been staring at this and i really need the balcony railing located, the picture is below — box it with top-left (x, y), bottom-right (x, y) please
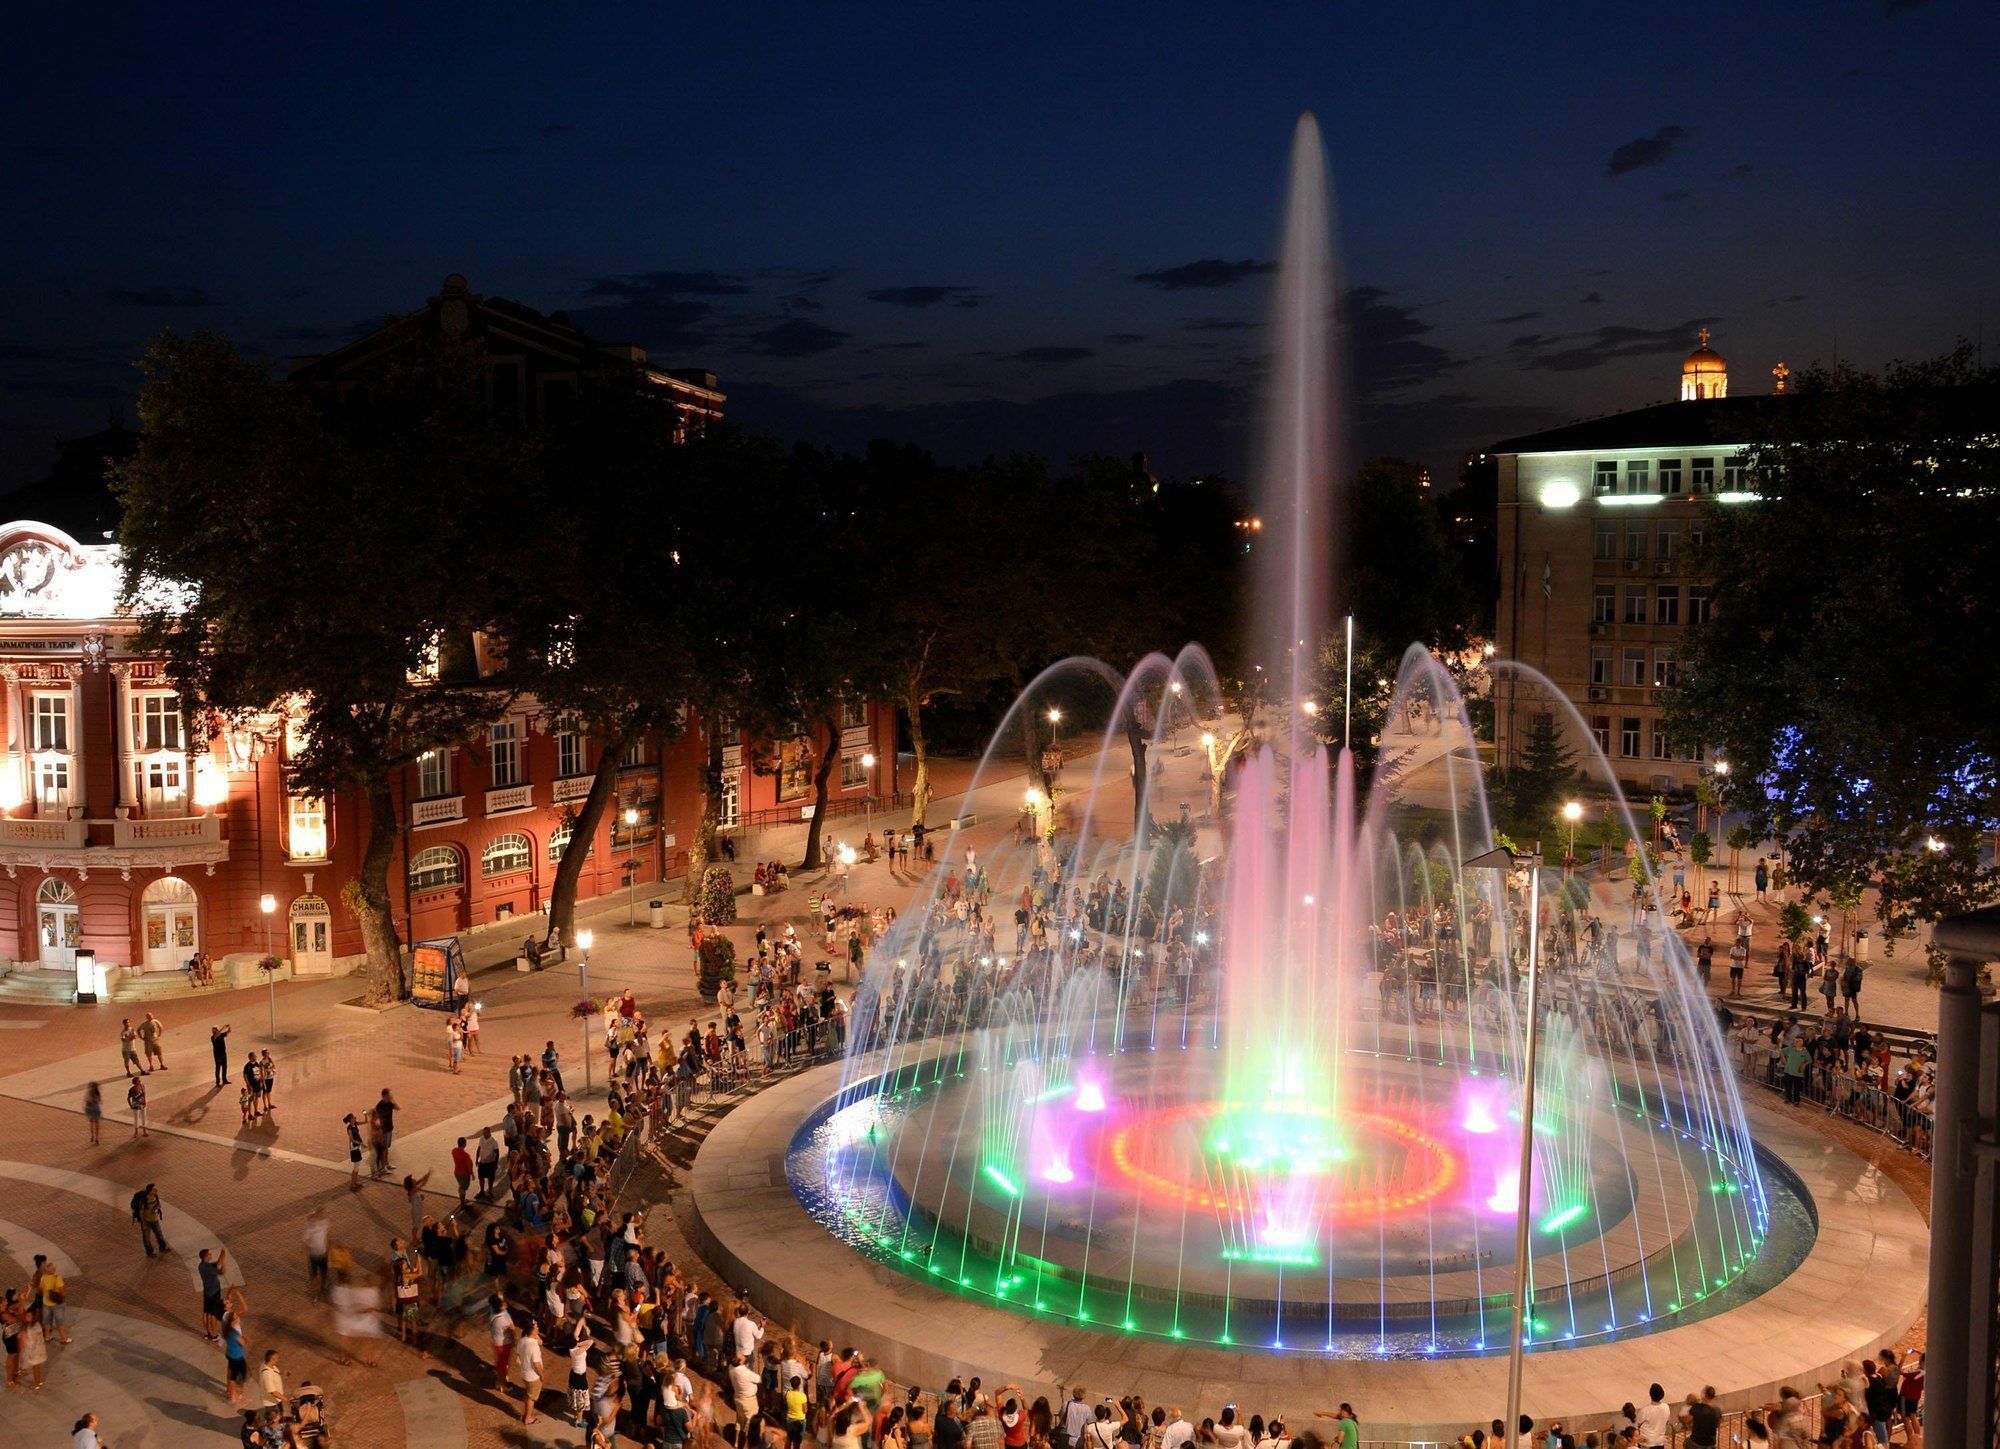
top-left (551, 775), bottom-right (593, 805)
top-left (113, 814), bottom-right (221, 849)
top-left (411, 794), bottom-right (466, 829)
top-left (485, 783), bottom-right (534, 815)
top-left (0, 817), bottom-right (87, 849)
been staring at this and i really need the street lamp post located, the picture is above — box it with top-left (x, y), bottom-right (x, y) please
top-left (1466, 844), bottom-right (1544, 1444)
top-left (258, 893), bottom-right (278, 1038)
top-left (576, 928), bottom-right (595, 1093)
top-left (623, 807), bottom-right (640, 926)
top-left (860, 752), bottom-right (877, 828)
top-left (1562, 801), bottom-right (1583, 874)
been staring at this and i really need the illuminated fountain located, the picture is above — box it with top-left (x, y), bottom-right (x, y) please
top-left (783, 115), bottom-right (1798, 1359)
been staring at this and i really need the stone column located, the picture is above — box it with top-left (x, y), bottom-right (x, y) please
top-left (110, 663), bottom-right (132, 813)
top-left (65, 663), bottom-right (85, 819)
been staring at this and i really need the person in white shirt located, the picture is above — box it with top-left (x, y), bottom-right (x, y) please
top-left (518, 1319), bottom-right (545, 1426)
top-left (1635, 1383), bottom-right (1673, 1448)
top-left (71, 1414), bottom-right (102, 1449)
top-left (732, 1305), bottom-right (765, 1360)
top-left (728, 1351), bottom-right (762, 1423)
top-left (1210, 1408), bottom-right (1251, 1449)
top-left (1160, 1409), bottom-right (1195, 1449)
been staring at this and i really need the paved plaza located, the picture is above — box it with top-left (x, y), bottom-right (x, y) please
top-left (0, 741), bottom-right (1943, 1446)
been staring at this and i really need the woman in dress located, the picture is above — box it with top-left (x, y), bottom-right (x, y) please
top-left (17, 1306), bottom-right (47, 1391)
top-left (83, 1081), bottom-right (102, 1146)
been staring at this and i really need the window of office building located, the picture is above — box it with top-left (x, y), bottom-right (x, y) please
top-left (1593, 461), bottom-right (1617, 495)
top-left (1594, 521), bottom-right (1617, 560)
top-left (1622, 648), bottom-right (1647, 686)
top-left (1589, 647), bottom-right (1611, 686)
top-left (1625, 460), bottom-right (1650, 494)
top-left (1653, 652), bottom-right (1679, 689)
top-left (1652, 722), bottom-right (1674, 760)
top-left (1688, 586), bottom-right (1713, 625)
top-left (1657, 522), bottom-right (1679, 561)
top-left (1658, 459), bottom-right (1682, 494)
top-left (1690, 458), bottom-right (1715, 494)
top-left (1593, 584), bottom-right (1616, 624)
top-left (1620, 717), bottom-right (1641, 757)
top-left (1623, 586), bottom-right (1648, 624)
top-left (1655, 586), bottom-right (1680, 625)
top-left (1624, 526), bottom-right (1647, 561)
top-left (1590, 715), bottom-right (1610, 752)
top-left (1723, 454), bottom-right (1748, 491)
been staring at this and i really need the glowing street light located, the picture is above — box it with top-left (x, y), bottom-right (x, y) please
top-left (1561, 801), bottom-right (1583, 871)
top-left (259, 893), bottom-right (279, 1037)
top-left (1926, 835), bottom-right (1947, 854)
top-left (624, 806), bottom-right (642, 925)
top-left (860, 751), bottom-right (877, 826)
top-left (576, 928), bottom-right (596, 1091)
top-left (1301, 699), bottom-right (1319, 717)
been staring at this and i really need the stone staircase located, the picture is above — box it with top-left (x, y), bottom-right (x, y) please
top-left (0, 968), bottom-right (80, 1005)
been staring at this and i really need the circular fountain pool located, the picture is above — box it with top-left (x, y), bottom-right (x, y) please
top-left (785, 1038), bottom-right (1815, 1358)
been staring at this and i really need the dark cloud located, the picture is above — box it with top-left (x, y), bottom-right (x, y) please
top-left (781, 294), bottom-right (823, 313)
top-left (1605, 125), bottom-right (1688, 177)
top-left (571, 270), bottom-right (751, 352)
top-left (1579, 291), bottom-right (1604, 305)
top-left (1761, 293), bottom-right (1809, 308)
top-left (0, 340), bottom-right (130, 402)
top-left (1511, 316), bottom-right (1722, 372)
top-left (584, 270), bottom-right (748, 299)
top-left (1880, 0), bottom-right (1930, 14)
top-left (856, 340), bottom-right (929, 354)
top-left (1660, 190), bottom-right (1691, 203)
top-left (1491, 311), bottom-right (1541, 325)
top-left (477, 145), bottom-right (523, 158)
top-left (864, 285), bottom-right (982, 309)
top-left (744, 318), bottom-right (849, 358)
top-left (1183, 317), bottom-right (1260, 332)
top-left (1132, 258), bottom-right (1275, 291)
top-left (101, 284), bottom-right (220, 307)
top-left (267, 317), bottom-right (383, 345)
top-left (1344, 286), bottom-right (1456, 393)
top-left (539, 122), bottom-right (574, 137)
top-left (1010, 345), bottom-right (1093, 364)
top-left (1581, 268), bottom-right (1613, 278)
top-left (1105, 333), bottom-right (1146, 345)
top-left (1726, 162), bottom-right (1755, 177)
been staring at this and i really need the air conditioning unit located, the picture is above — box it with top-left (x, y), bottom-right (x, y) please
top-left (1655, 560), bottom-right (1673, 574)
top-left (1624, 558), bottom-right (1643, 572)
top-left (1588, 621), bottom-right (1608, 636)
top-left (1587, 687), bottom-right (1608, 701)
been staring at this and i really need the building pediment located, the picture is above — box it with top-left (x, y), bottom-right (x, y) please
top-left (0, 522), bottom-right (123, 621)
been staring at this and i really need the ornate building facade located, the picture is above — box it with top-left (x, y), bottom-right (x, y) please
top-left (0, 518), bottom-right (896, 993)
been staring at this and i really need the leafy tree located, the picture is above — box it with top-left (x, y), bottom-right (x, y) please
top-left (1337, 458), bottom-right (1477, 652)
top-left (1725, 824), bottom-right (1753, 895)
top-left (1306, 628), bottom-right (1400, 785)
top-left (1688, 830), bottom-right (1713, 896)
top-left (1663, 349), bottom-right (2000, 951)
top-left (513, 380), bottom-right (703, 945)
top-left (1779, 900), bottom-right (1813, 946)
top-left (116, 330), bottom-right (536, 1002)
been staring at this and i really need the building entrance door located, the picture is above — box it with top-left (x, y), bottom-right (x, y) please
top-left (36, 878), bottom-right (79, 970)
top-left (141, 875), bottom-right (199, 970)
top-left (289, 894), bottom-right (334, 976)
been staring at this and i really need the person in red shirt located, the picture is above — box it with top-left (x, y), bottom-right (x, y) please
top-left (451, 1138), bottom-right (475, 1203)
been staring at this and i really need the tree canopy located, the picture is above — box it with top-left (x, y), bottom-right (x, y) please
top-left (1663, 348), bottom-right (2000, 950)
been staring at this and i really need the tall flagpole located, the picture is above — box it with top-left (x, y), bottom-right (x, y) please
top-left (1343, 614), bottom-right (1354, 749)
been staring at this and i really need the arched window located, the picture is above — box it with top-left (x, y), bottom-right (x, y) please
top-left (409, 846), bottom-right (463, 892)
top-left (482, 832), bottom-right (532, 878)
top-left (37, 877), bottom-right (75, 906)
top-left (548, 818), bottom-right (590, 864)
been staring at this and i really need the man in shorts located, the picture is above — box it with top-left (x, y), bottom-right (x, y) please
top-left (198, 1248), bottom-right (229, 1341)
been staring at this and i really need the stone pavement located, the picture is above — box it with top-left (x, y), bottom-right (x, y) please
top-left (0, 750), bottom-right (1081, 1447)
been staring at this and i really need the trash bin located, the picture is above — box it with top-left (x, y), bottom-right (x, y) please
top-left (649, 899), bottom-right (667, 929)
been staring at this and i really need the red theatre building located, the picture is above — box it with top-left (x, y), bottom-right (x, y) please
top-left (0, 277), bottom-right (898, 996)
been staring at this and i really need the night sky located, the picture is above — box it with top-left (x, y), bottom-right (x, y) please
top-left (3, 2), bottom-right (1996, 492)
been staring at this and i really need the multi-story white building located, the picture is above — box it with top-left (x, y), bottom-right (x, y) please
top-left (1492, 333), bottom-right (1777, 792)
